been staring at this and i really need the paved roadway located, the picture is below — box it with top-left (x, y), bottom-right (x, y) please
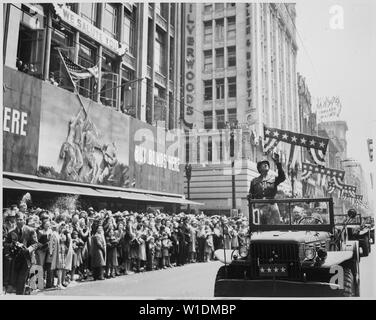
top-left (38, 249), bottom-right (375, 298)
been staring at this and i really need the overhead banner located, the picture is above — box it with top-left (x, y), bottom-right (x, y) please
top-left (53, 4), bottom-right (126, 55)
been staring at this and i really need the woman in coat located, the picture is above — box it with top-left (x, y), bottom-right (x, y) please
top-left (105, 228), bottom-right (119, 278)
top-left (91, 225), bottom-right (106, 280)
top-left (204, 226), bottom-right (214, 262)
top-left (188, 221), bottom-right (197, 263)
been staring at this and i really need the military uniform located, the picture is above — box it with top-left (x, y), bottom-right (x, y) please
top-left (248, 162), bottom-right (286, 225)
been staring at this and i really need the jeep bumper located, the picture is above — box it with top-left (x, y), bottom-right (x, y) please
top-left (214, 279), bottom-right (343, 297)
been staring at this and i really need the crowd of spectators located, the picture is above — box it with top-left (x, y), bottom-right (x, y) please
top-left (2, 202), bottom-right (249, 295)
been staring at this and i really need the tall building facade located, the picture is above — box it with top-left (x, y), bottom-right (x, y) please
top-left (3, 3), bottom-right (183, 129)
top-left (181, 3), bottom-right (300, 215)
top-left (2, 3), bottom-right (194, 211)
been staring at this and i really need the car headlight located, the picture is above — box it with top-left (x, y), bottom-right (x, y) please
top-left (304, 247), bottom-right (316, 260)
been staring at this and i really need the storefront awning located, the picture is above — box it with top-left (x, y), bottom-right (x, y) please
top-left (3, 177), bottom-right (204, 206)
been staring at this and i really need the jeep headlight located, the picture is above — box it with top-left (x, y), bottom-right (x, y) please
top-left (304, 247), bottom-right (316, 260)
top-left (239, 246), bottom-right (248, 258)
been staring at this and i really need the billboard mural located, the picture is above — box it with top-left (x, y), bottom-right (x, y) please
top-left (3, 67), bottom-right (41, 174)
top-left (37, 84), bottom-right (131, 188)
top-left (4, 68), bottom-right (183, 195)
top-left (129, 120), bottom-right (183, 194)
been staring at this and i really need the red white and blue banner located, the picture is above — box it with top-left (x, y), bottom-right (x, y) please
top-left (301, 162), bottom-right (345, 188)
top-left (263, 125), bottom-right (329, 167)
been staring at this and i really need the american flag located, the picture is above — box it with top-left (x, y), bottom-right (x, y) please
top-left (263, 126), bottom-right (329, 166)
top-left (301, 162), bottom-right (345, 181)
top-left (340, 184), bottom-right (357, 199)
top-left (59, 50), bottom-right (99, 82)
top-left (354, 194), bottom-right (363, 207)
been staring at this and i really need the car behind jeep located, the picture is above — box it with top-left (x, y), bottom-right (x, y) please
top-left (213, 198), bottom-right (360, 297)
top-left (334, 214), bottom-right (371, 257)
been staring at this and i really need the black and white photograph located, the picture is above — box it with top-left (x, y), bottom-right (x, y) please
top-left (1, 0), bottom-right (375, 302)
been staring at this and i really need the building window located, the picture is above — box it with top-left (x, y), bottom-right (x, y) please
top-left (216, 110), bottom-right (225, 129)
top-left (77, 39), bottom-right (97, 99)
top-left (120, 67), bottom-right (136, 116)
top-left (204, 80), bottom-right (213, 101)
top-left (227, 16), bottom-right (236, 39)
top-left (100, 50), bottom-right (118, 108)
top-left (49, 25), bottom-right (74, 87)
top-left (227, 3), bottom-right (236, 8)
top-left (215, 3), bottom-right (224, 11)
top-left (204, 21), bottom-right (213, 43)
top-left (215, 19), bottom-right (224, 41)
top-left (227, 46), bottom-right (236, 67)
top-left (204, 110), bottom-right (213, 129)
top-left (228, 77), bottom-right (237, 98)
top-left (204, 4), bottom-right (212, 14)
top-left (216, 78), bottom-right (224, 99)
top-left (80, 3), bottom-right (98, 26)
top-left (215, 48), bottom-right (224, 69)
top-left (228, 108), bottom-right (237, 125)
top-left (102, 3), bottom-right (118, 38)
top-left (123, 8), bottom-right (136, 55)
top-left (204, 50), bottom-right (212, 72)
top-left (155, 28), bottom-right (165, 74)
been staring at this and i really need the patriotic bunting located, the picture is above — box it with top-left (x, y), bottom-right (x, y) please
top-left (301, 162), bottom-right (345, 181)
top-left (327, 180), bottom-right (335, 194)
top-left (263, 126), bottom-right (329, 166)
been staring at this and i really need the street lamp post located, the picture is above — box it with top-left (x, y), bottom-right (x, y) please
top-left (228, 121), bottom-right (239, 212)
top-left (185, 163), bottom-right (192, 213)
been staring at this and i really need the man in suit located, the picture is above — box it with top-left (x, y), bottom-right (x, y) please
top-left (5, 212), bottom-right (39, 294)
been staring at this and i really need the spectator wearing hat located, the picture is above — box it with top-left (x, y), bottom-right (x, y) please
top-left (135, 224), bottom-right (147, 272)
top-left (188, 221), bottom-right (197, 263)
top-left (105, 228), bottom-right (119, 278)
top-left (212, 222), bottom-right (223, 252)
top-left (204, 226), bottom-right (214, 262)
top-left (170, 223), bottom-right (179, 266)
top-left (35, 219), bottom-right (52, 271)
top-left (3, 208), bottom-right (16, 239)
top-left (146, 234), bottom-right (155, 271)
top-left (91, 225), bottom-right (106, 280)
top-left (196, 222), bottom-right (206, 262)
top-left (71, 230), bottom-right (84, 281)
top-left (51, 223), bottom-right (70, 289)
top-left (154, 235), bottom-right (162, 269)
top-left (4, 212), bottom-right (38, 294)
top-left (161, 232), bottom-right (172, 268)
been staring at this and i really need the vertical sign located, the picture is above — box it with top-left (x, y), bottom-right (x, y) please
top-left (185, 4), bottom-right (195, 126)
top-left (245, 4), bottom-right (257, 126)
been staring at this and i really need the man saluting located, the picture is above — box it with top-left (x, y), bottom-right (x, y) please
top-left (248, 153), bottom-right (286, 224)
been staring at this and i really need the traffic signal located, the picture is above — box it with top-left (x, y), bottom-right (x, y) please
top-left (367, 139), bottom-right (373, 162)
top-left (230, 131), bottom-right (235, 157)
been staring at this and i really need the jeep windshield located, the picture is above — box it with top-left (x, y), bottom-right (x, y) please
top-left (249, 198), bottom-right (334, 232)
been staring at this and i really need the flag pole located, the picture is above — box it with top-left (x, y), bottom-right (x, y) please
top-left (57, 48), bottom-right (88, 117)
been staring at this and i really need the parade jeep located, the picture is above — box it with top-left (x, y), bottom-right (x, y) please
top-left (213, 198), bottom-right (360, 297)
top-left (334, 214), bottom-right (372, 257)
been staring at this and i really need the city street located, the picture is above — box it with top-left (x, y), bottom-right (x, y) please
top-left (38, 250), bottom-right (375, 298)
